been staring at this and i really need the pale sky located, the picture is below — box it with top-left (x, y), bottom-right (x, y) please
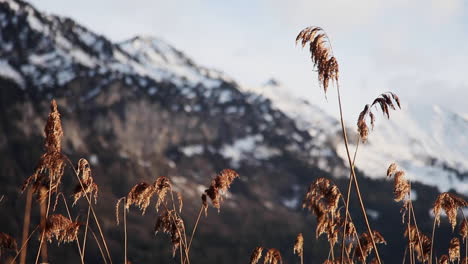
top-left (29, 0), bottom-right (468, 122)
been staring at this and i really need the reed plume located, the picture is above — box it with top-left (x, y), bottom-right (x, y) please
top-left (154, 209), bottom-right (185, 257)
top-left (121, 176), bottom-right (171, 217)
top-left (296, 27), bottom-right (338, 95)
top-left (449, 237), bottom-right (460, 263)
top-left (460, 219), bottom-right (467, 239)
top-left (249, 246), bottom-right (264, 264)
top-left (22, 100), bottom-right (66, 197)
top-left (439, 254), bottom-right (449, 264)
top-left (293, 233), bottom-right (304, 258)
top-left (404, 225), bottom-right (431, 262)
top-left (263, 248), bottom-right (282, 264)
top-left (386, 163), bottom-right (410, 202)
top-left (202, 169), bottom-right (239, 214)
top-left (0, 232), bottom-right (17, 257)
top-left (433, 192), bottom-right (467, 230)
top-left (355, 230), bottom-right (386, 263)
top-left (73, 158), bottom-right (98, 205)
top-left (44, 214), bottom-right (80, 244)
top-left (357, 92), bottom-right (401, 142)
top-left (303, 178), bottom-right (341, 246)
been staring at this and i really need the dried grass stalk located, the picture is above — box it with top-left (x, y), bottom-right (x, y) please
top-left (448, 237), bottom-right (460, 263)
top-left (357, 92), bottom-right (401, 142)
top-left (249, 246), bottom-right (264, 264)
top-left (296, 27), bottom-right (339, 95)
top-left (355, 230), bottom-right (386, 263)
top-left (73, 158), bottom-right (98, 205)
top-left (0, 232), bottom-right (17, 257)
top-left (44, 214), bottom-right (80, 244)
top-left (154, 209), bottom-right (185, 257)
top-left (263, 248), bottom-right (282, 264)
top-left (203, 169), bottom-right (239, 213)
top-left (176, 192), bottom-right (183, 213)
top-left (433, 192), bottom-right (467, 230)
top-left (293, 233), bottom-right (303, 258)
top-left (22, 100), bottom-right (66, 198)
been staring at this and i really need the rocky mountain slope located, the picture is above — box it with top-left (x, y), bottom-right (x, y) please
top-left (0, 0), bottom-right (465, 263)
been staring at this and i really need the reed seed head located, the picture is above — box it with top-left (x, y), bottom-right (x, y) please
top-left (124, 176), bottom-right (172, 215)
top-left (439, 254), bottom-right (449, 264)
top-left (296, 27), bottom-right (339, 95)
top-left (357, 92), bottom-right (401, 142)
top-left (22, 100), bottom-right (66, 199)
top-left (203, 169), bottom-right (239, 213)
top-left (433, 192), bottom-right (467, 230)
top-left (73, 158), bottom-right (98, 205)
top-left (44, 214), bottom-right (80, 244)
top-left (293, 233), bottom-right (303, 257)
top-left (460, 219), bottom-right (468, 239)
top-left (154, 209), bottom-right (185, 257)
top-left (355, 230), bottom-right (386, 263)
top-left (263, 248), bottom-right (282, 264)
top-left (249, 246), bottom-right (264, 264)
top-left (449, 237), bottom-right (460, 263)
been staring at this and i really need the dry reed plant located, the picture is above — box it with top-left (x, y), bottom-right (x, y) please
top-left (296, 27), bottom-right (338, 95)
top-left (73, 158), bottom-right (98, 205)
top-left (460, 219), bottom-right (468, 239)
top-left (202, 169), bottom-right (239, 214)
top-left (263, 248), bottom-right (283, 264)
top-left (386, 163), bottom-right (410, 202)
top-left (302, 178), bottom-right (341, 247)
top-left (293, 233), bottom-right (304, 258)
top-left (154, 209), bottom-right (185, 257)
top-left (433, 193), bottom-right (467, 230)
top-left (297, 26), bottom-right (385, 264)
top-left (0, 232), bottom-right (17, 257)
top-left (439, 255), bottom-right (449, 264)
top-left (249, 246), bottom-right (264, 264)
top-left (44, 214), bottom-right (80, 244)
top-left (449, 237), bottom-right (460, 263)
top-left (22, 100), bottom-right (66, 198)
top-left (404, 225), bottom-right (431, 263)
top-left (354, 230), bottom-right (386, 263)
top-left (116, 176), bottom-right (172, 221)
top-left (357, 92), bottom-right (401, 142)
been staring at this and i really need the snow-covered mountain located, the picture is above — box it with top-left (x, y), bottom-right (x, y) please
top-left (252, 79), bottom-right (468, 193)
top-left (340, 103), bottom-right (468, 193)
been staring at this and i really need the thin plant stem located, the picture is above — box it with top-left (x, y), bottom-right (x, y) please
top-left (340, 135), bottom-right (360, 262)
top-left (124, 198), bottom-right (127, 264)
top-left (35, 182), bottom-right (53, 264)
top-left (9, 226), bottom-right (39, 264)
top-left (187, 205), bottom-right (204, 258)
top-left (336, 82), bottom-right (382, 264)
top-left (429, 215), bottom-right (437, 264)
top-left (19, 187), bottom-right (33, 264)
top-left (58, 193), bottom-right (84, 263)
top-left (89, 226), bottom-right (108, 264)
top-left (81, 205), bottom-right (91, 262)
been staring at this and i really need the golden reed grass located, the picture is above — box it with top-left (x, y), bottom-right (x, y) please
top-left (249, 246), bottom-right (264, 264)
top-left (202, 169), bottom-right (239, 214)
top-left (293, 233), bottom-right (304, 258)
top-left (44, 214), bottom-right (80, 244)
top-left (357, 92), bottom-right (401, 142)
top-left (433, 192), bottom-right (467, 230)
top-left (154, 209), bottom-right (185, 257)
top-left (73, 158), bottom-right (98, 205)
top-left (249, 247), bottom-right (282, 264)
top-left (22, 100), bottom-right (65, 199)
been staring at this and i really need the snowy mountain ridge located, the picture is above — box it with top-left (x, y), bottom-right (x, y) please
top-left (251, 79), bottom-right (468, 193)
